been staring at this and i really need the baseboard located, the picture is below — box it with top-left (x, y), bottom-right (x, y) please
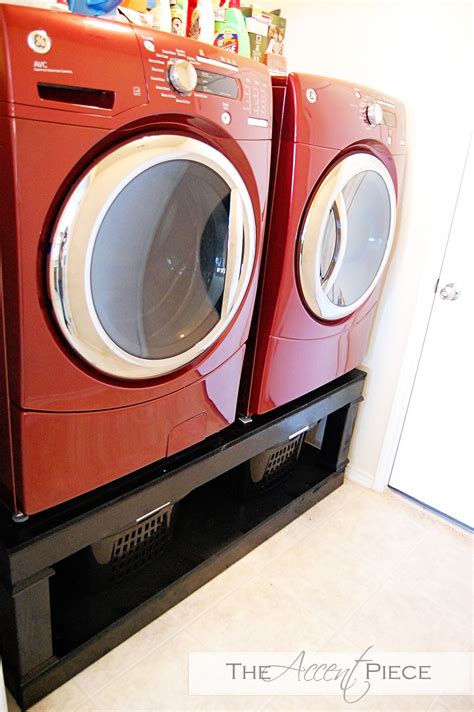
top-left (345, 464), bottom-right (374, 489)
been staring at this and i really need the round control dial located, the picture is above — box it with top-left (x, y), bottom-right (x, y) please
top-left (168, 59), bottom-right (198, 96)
top-left (366, 102), bottom-right (383, 126)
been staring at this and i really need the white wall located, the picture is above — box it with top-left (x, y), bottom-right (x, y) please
top-left (260, 0), bottom-right (473, 488)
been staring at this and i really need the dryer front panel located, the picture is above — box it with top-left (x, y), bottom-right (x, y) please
top-left (298, 153), bottom-right (396, 322)
top-left (49, 134), bottom-right (256, 380)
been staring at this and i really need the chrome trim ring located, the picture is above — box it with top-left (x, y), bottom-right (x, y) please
top-left (298, 153), bottom-right (397, 322)
top-left (49, 134), bottom-right (256, 379)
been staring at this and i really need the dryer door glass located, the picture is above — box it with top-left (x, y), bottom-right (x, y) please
top-left (298, 154), bottom-right (397, 322)
top-left (90, 161), bottom-right (230, 361)
top-left (49, 135), bottom-right (256, 380)
top-left (323, 171), bottom-right (391, 307)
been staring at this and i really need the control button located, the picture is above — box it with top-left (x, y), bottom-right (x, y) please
top-left (366, 102), bottom-right (383, 125)
top-left (221, 111), bottom-right (231, 125)
top-left (306, 88), bottom-right (317, 104)
top-left (144, 40), bottom-right (155, 53)
top-left (168, 59), bottom-right (198, 96)
top-left (27, 30), bottom-right (52, 54)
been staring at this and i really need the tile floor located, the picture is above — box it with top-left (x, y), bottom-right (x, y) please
top-left (6, 481), bottom-right (472, 712)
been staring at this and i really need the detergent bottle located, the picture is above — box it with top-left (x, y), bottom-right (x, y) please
top-left (150, 0), bottom-right (172, 31)
top-left (214, 0), bottom-right (250, 58)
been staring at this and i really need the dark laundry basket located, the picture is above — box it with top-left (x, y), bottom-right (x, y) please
top-left (235, 432), bottom-right (306, 497)
top-left (84, 502), bottom-right (175, 591)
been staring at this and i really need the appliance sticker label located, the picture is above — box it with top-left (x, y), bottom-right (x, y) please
top-left (215, 32), bottom-right (239, 54)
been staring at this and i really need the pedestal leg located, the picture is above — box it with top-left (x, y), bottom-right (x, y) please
top-left (0, 568), bottom-right (56, 687)
top-left (320, 398), bottom-right (363, 471)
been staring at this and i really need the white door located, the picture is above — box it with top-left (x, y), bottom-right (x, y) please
top-left (49, 134), bottom-right (256, 380)
top-left (389, 136), bottom-right (473, 528)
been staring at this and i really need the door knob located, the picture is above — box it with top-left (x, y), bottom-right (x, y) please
top-left (439, 283), bottom-right (461, 301)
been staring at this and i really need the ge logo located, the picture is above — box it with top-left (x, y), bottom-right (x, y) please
top-left (27, 30), bottom-right (52, 55)
top-left (306, 88), bottom-right (318, 104)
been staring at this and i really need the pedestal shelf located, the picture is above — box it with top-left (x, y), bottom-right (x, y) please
top-left (0, 369), bottom-right (366, 709)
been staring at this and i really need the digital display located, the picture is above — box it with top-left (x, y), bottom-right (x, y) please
top-left (382, 110), bottom-right (397, 128)
top-left (196, 69), bottom-right (239, 99)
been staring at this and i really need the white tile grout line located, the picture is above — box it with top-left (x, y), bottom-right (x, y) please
top-left (257, 553), bottom-right (384, 637)
top-left (240, 524), bottom-right (316, 572)
top-left (251, 570), bottom-right (340, 645)
top-left (257, 696), bottom-right (276, 712)
top-left (72, 617), bottom-right (188, 698)
top-left (333, 527), bottom-right (440, 638)
top-left (80, 629), bottom-right (204, 707)
top-left (242, 486), bottom-right (427, 633)
top-left (301, 493), bottom-right (445, 639)
top-left (334, 530), bottom-right (472, 654)
top-left (428, 696), bottom-right (447, 712)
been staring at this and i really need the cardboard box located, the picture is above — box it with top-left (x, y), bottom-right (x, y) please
top-left (240, 5), bottom-right (286, 63)
top-left (264, 51), bottom-right (288, 75)
top-left (266, 10), bottom-right (286, 58)
top-left (240, 7), bottom-right (270, 63)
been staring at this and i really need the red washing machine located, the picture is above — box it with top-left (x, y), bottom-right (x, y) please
top-left (240, 72), bottom-right (406, 416)
top-left (0, 6), bottom-right (272, 515)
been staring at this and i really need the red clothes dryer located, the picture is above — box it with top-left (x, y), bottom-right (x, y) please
top-left (241, 73), bottom-right (406, 416)
top-left (0, 6), bottom-right (272, 515)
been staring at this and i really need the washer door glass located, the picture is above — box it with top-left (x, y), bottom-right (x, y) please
top-left (298, 154), bottom-right (397, 321)
top-left (49, 135), bottom-right (256, 379)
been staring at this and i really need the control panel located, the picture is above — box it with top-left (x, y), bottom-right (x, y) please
top-left (195, 69), bottom-right (238, 100)
top-left (283, 74), bottom-right (405, 152)
top-left (0, 5), bottom-right (271, 140)
top-left (135, 27), bottom-right (271, 133)
top-left (352, 84), bottom-right (405, 149)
